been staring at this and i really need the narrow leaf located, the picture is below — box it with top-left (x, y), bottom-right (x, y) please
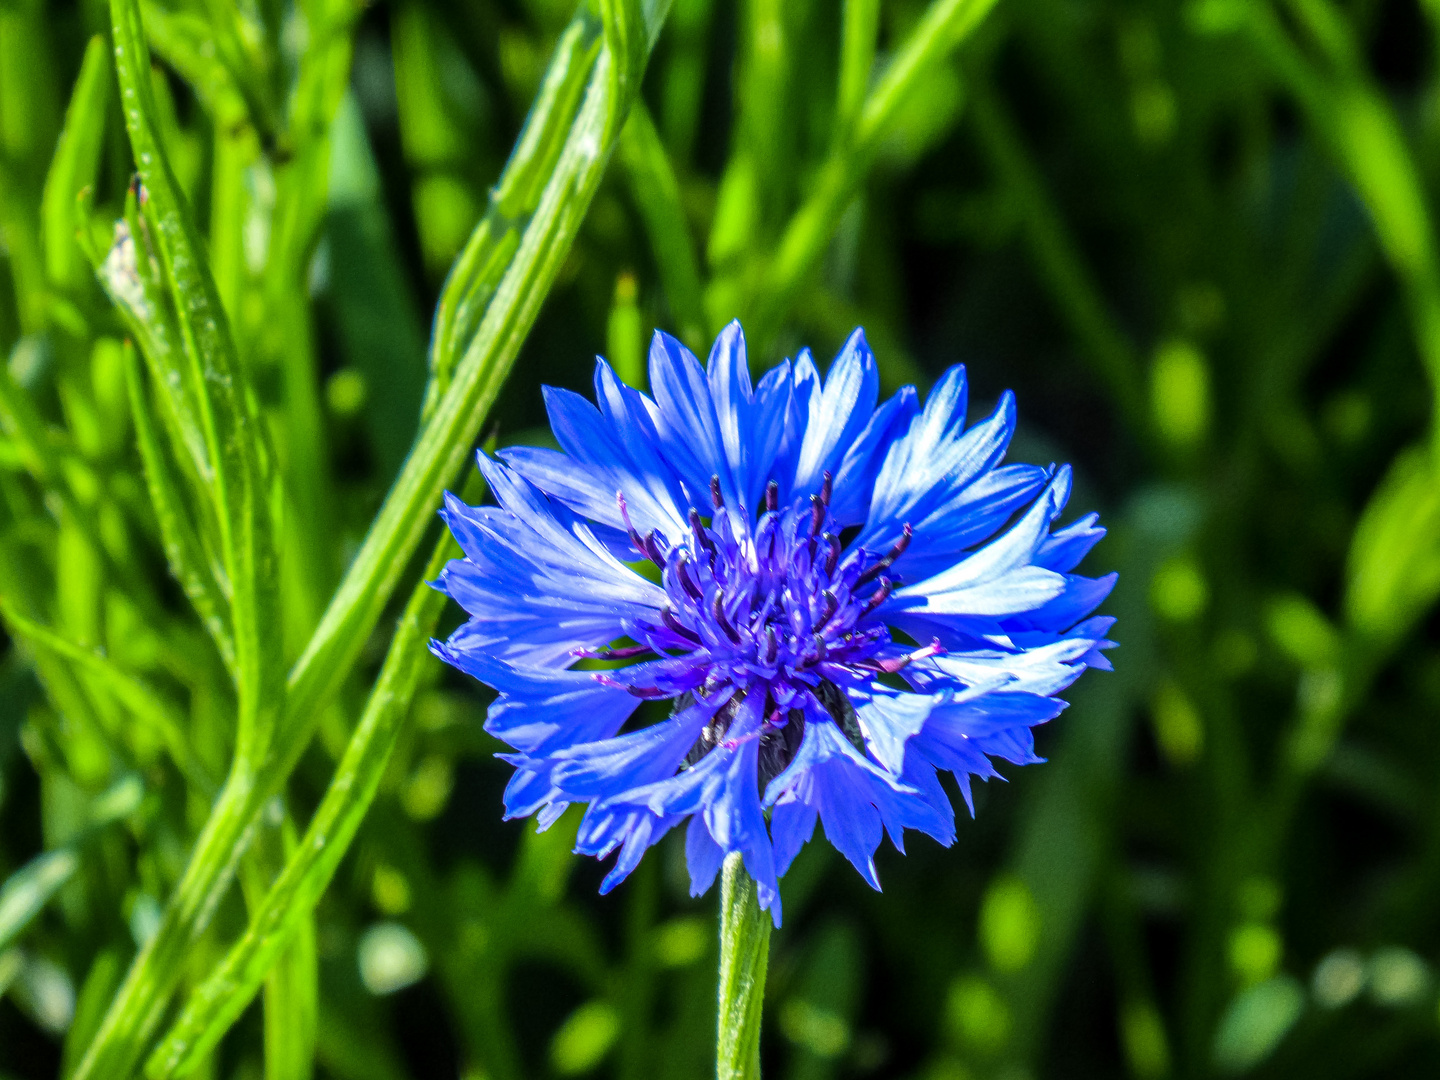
top-left (0, 600), bottom-right (216, 794)
top-left (618, 102), bottom-right (706, 349)
top-left (124, 341), bottom-right (236, 674)
top-left (147, 469), bottom-right (486, 1078)
top-left (0, 851), bottom-right (81, 953)
top-left (42, 35), bottom-right (111, 289)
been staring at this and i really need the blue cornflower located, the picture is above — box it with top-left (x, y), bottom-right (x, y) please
top-left (432, 323), bottom-right (1114, 924)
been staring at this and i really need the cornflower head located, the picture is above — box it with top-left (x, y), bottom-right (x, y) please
top-left (432, 323), bottom-right (1115, 924)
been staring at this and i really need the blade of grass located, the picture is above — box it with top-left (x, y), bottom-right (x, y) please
top-left (0, 600), bottom-right (215, 795)
top-left (969, 76), bottom-right (1147, 432)
top-left (145, 467), bottom-right (485, 1078)
top-left (69, 0), bottom-right (287, 1074)
top-left (0, 851), bottom-right (81, 953)
top-left (90, 3), bottom-right (665, 1077)
top-left (110, 0), bottom-right (283, 763)
top-left (618, 101), bottom-right (706, 349)
top-left (749, 0), bottom-right (1002, 346)
top-left (124, 342), bottom-right (235, 672)
top-left (41, 36), bottom-right (110, 292)
top-left (1236, 0), bottom-right (1440, 455)
top-left (261, 0), bottom-right (361, 643)
top-left (283, 0), bottom-right (663, 759)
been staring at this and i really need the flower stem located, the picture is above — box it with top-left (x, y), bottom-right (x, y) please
top-left (716, 853), bottom-right (771, 1080)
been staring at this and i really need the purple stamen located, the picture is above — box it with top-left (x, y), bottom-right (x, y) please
top-left (661, 608), bottom-right (701, 641)
top-left (709, 474), bottom-right (723, 509)
top-left (862, 638), bottom-right (946, 674)
top-left (593, 673), bottom-right (664, 698)
top-left (687, 508), bottom-right (716, 560)
top-left (573, 643), bottom-right (653, 659)
top-left (712, 591), bottom-right (743, 643)
top-left (857, 524), bottom-right (913, 585)
top-left (644, 529), bottom-right (668, 567)
top-left (616, 490), bottom-right (648, 558)
top-left (860, 576), bottom-right (894, 616)
top-left (676, 557), bottom-right (704, 601)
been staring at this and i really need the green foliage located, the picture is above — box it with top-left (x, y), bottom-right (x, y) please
top-left (5, 0), bottom-right (1440, 1076)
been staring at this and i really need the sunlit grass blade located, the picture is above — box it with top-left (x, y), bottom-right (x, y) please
top-left (145, 467), bottom-right (487, 1079)
top-left (752, 0), bottom-right (1003, 344)
top-left (88, 3), bottom-right (666, 1076)
top-left (124, 342), bottom-right (235, 673)
top-left (41, 35), bottom-right (110, 291)
top-left (139, 3), bottom-right (252, 133)
top-left (109, 0), bottom-right (283, 756)
top-left (283, 0), bottom-right (667, 761)
top-left (0, 600), bottom-right (215, 794)
top-left (426, 7), bottom-right (601, 402)
top-left (69, 0), bottom-right (287, 1075)
top-left (0, 852), bottom-right (80, 954)
top-left (835, 0), bottom-right (880, 144)
top-left (618, 101), bottom-right (706, 349)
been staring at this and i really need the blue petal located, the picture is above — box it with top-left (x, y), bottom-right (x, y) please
top-left (1035, 512), bottom-right (1106, 572)
top-left (575, 805), bottom-right (682, 894)
top-left (826, 385), bottom-right (920, 526)
top-left (791, 329), bottom-right (880, 496)
top-left (769, 800), bottom-right (818, 878)
top-left (684, 815), bottom-right (727, 896)
top-left (546, 692), bottom-right (727, 800)
top-left (842, 678), bottom-right (943, 774)
top-left (427, 647), bottom-right (641, 754)
top-left (771, 349), bottom-right (821, 502)
top-left (618, 692), bottom-right (781, 921)
top-left (886, 468), bottom-right (1074, 617)
top-left (863, 385), bottom-right (1017, 549)
top-left (649, 330), bottom-right (740, 510)
top-left (763, 715), bottom-right (948, 891)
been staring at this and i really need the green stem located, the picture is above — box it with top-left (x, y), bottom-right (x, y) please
top-left (715, 854), bottom-right (771, 1080)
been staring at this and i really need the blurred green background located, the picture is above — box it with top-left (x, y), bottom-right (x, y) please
top-left (5, 0), bottom-right (1440, 1076)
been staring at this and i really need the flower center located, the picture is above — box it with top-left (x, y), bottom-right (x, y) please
top-left (618, 473), bottom-right (912, 688)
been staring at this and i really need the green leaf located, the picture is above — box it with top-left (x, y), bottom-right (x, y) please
top-left (1345, 442), bottom-right (1440, 650)
top-left (1212, 975), bottom-right (1305, 1073)
top-left (0, 599), bottom-right (215, 794)
top-left (282, 0), bottom-right (666, 768)
top-left (146, 468), bottom-right (486, 1078)
top-left (0, 851), bottom-right (80, 953)
top-left (325, 94), bottom-right (427, 479)
top-left (111, 0), bottom-right (283, 741)
top-left (750, 0), bottom-right (1002, 344)
top-left (63, 952), bottom-right (124, 1080)
top-left (124, 342), bottom-right (235, 674)
top-left (69, 1), bottom-right (288, 1077)
top-left (618, 102), bottom-right (706, 350)
top-left (426, 9), bottom-right (601, 402)
top-left (41, 35), bottom-right (110, 290)
top-left (835, 0), bottom-right (880, 141)
top-left (139, 3), bottom-right (251, 133)
top-left (96, 187), bottom-right (209, 492)
top-left (551, 1001), bottom-right (621, 1075)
